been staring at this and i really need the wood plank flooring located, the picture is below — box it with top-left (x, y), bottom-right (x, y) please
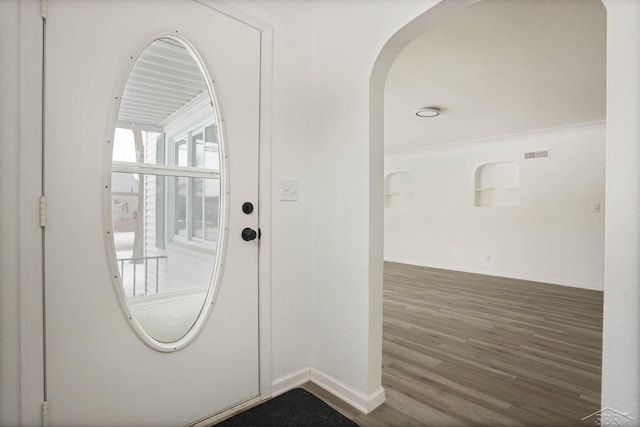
top-left (305, 262), bottom-right (604, 427)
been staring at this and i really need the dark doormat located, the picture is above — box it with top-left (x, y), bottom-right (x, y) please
top-left (215, 388), bottom-right (358, 427)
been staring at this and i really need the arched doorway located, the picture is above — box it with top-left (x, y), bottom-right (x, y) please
top-left (368, 1), bottom-right (618, 425)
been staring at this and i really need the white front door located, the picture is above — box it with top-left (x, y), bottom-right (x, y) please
top-left (44, 1), bottom-right (261, 425)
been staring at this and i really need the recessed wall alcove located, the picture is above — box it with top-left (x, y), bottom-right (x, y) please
top-left (474, 162), bottom-right (520, 207)
top-left (384, 172), bottom-right (413, 208)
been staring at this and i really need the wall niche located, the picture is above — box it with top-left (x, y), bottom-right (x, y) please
top-left (475, 163), bottom-right (520, 207)
top-left (385, 172), bottom-right (413, 208)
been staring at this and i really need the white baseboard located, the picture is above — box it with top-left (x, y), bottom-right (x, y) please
top-left (271, 368), bottom-right (311, 397)
top-left (271, 368), bottom-right (386, 414)
top-left (384, 257), bottom-right (603, 291)
top-left (310, 368), bottom-right (385, 414)
top-left (366, 387), bottom-right (386, 412)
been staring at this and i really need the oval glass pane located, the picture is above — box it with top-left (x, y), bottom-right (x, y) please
top-left (109, 37), bottom-right (223, 347)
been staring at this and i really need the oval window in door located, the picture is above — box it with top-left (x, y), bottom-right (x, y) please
top-left (106, 36), bottom-right (226, 351)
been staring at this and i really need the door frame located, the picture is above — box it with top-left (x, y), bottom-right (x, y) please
top-left (18, 0), bottom-right (273, 424)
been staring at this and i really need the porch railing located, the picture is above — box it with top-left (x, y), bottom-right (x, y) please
top-left (117, 256), bottom-right (168, 297)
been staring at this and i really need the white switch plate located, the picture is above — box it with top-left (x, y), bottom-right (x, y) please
top-left (280, 179), bottom-right (298, 201)
top-left (592, 203), bottom-right (601, 213)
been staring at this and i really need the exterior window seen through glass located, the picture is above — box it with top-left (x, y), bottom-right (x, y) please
top-left (171, 126), bottom-right (219, 243)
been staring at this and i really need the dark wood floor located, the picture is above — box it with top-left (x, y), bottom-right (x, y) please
top-left (306, 262), bottom-right (604, 427)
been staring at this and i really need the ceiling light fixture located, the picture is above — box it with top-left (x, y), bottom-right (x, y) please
top-left (415, 107), bottom-right (440, 118)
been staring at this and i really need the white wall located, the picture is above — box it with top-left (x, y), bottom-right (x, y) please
top-left (0, 0), bottom-right (22, 424)
top-left (2, 0), bottom-right (639, 424)
top-left (308, 0), bottom-right (436, 409)
top-left (385, 122), bottom-right (606, 290)
top-left (601, 0), bottom-right (640, 420)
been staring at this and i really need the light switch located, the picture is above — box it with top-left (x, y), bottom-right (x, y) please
top-left (592, 203), bottom-right (601, 213)
top-left (280, 179), bottom-right (298, 201)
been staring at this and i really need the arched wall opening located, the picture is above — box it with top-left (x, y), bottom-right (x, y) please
top-left (367, 0), bottom-right (482, 400)
top-left (368, 0), bottom-right (638, 420)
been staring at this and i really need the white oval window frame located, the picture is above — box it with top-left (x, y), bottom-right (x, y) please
top-left (101, 34), bottom-right (230, 352)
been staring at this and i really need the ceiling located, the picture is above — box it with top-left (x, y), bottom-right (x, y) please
top-left (117, 38), bottom-right (207, 131)
top-left (384, 0), bottom-right (606, 152)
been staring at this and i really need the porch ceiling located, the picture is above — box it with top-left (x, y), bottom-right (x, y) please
top-left (117, 38), bottom-right (207, 131)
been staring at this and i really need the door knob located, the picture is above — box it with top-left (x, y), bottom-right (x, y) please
top-left (241, 227), bottom-right (258, 241)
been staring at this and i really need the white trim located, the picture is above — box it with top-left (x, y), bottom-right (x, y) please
top-left (194, 0), bottom-right (276, 404)
top-left (366, 387), bottom-right (387, 413)
top-left (195, 0), bottom-right (272, 32)
top-left (384, 257), bottom-right (604, 291)
top-left (271, 368), bottom-right (311, 397)
top-left (385, 119), bottom-right (607, 155)
top-left (271, 367), bottom-right (385, 414)
top-left (111, 161), bottom-right (221, 178)
top-left (19, 0), bottom-right (45, 424)
top-left (310, 369), bottom-right (385, 414)
top-left (257, 23), bottom-right (274, 401)
top-left (102, 33), bottom-right (229, 353)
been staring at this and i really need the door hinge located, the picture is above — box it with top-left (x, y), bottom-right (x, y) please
top-left (41, 0), bottom-right (48, 20)
top-left (39, 196), bottom-right (46, 227)
top-left (42, 401), bottom-right (49, 427)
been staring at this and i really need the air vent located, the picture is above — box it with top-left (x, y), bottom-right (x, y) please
top-left (524, 150), bottom-right (550, 160)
